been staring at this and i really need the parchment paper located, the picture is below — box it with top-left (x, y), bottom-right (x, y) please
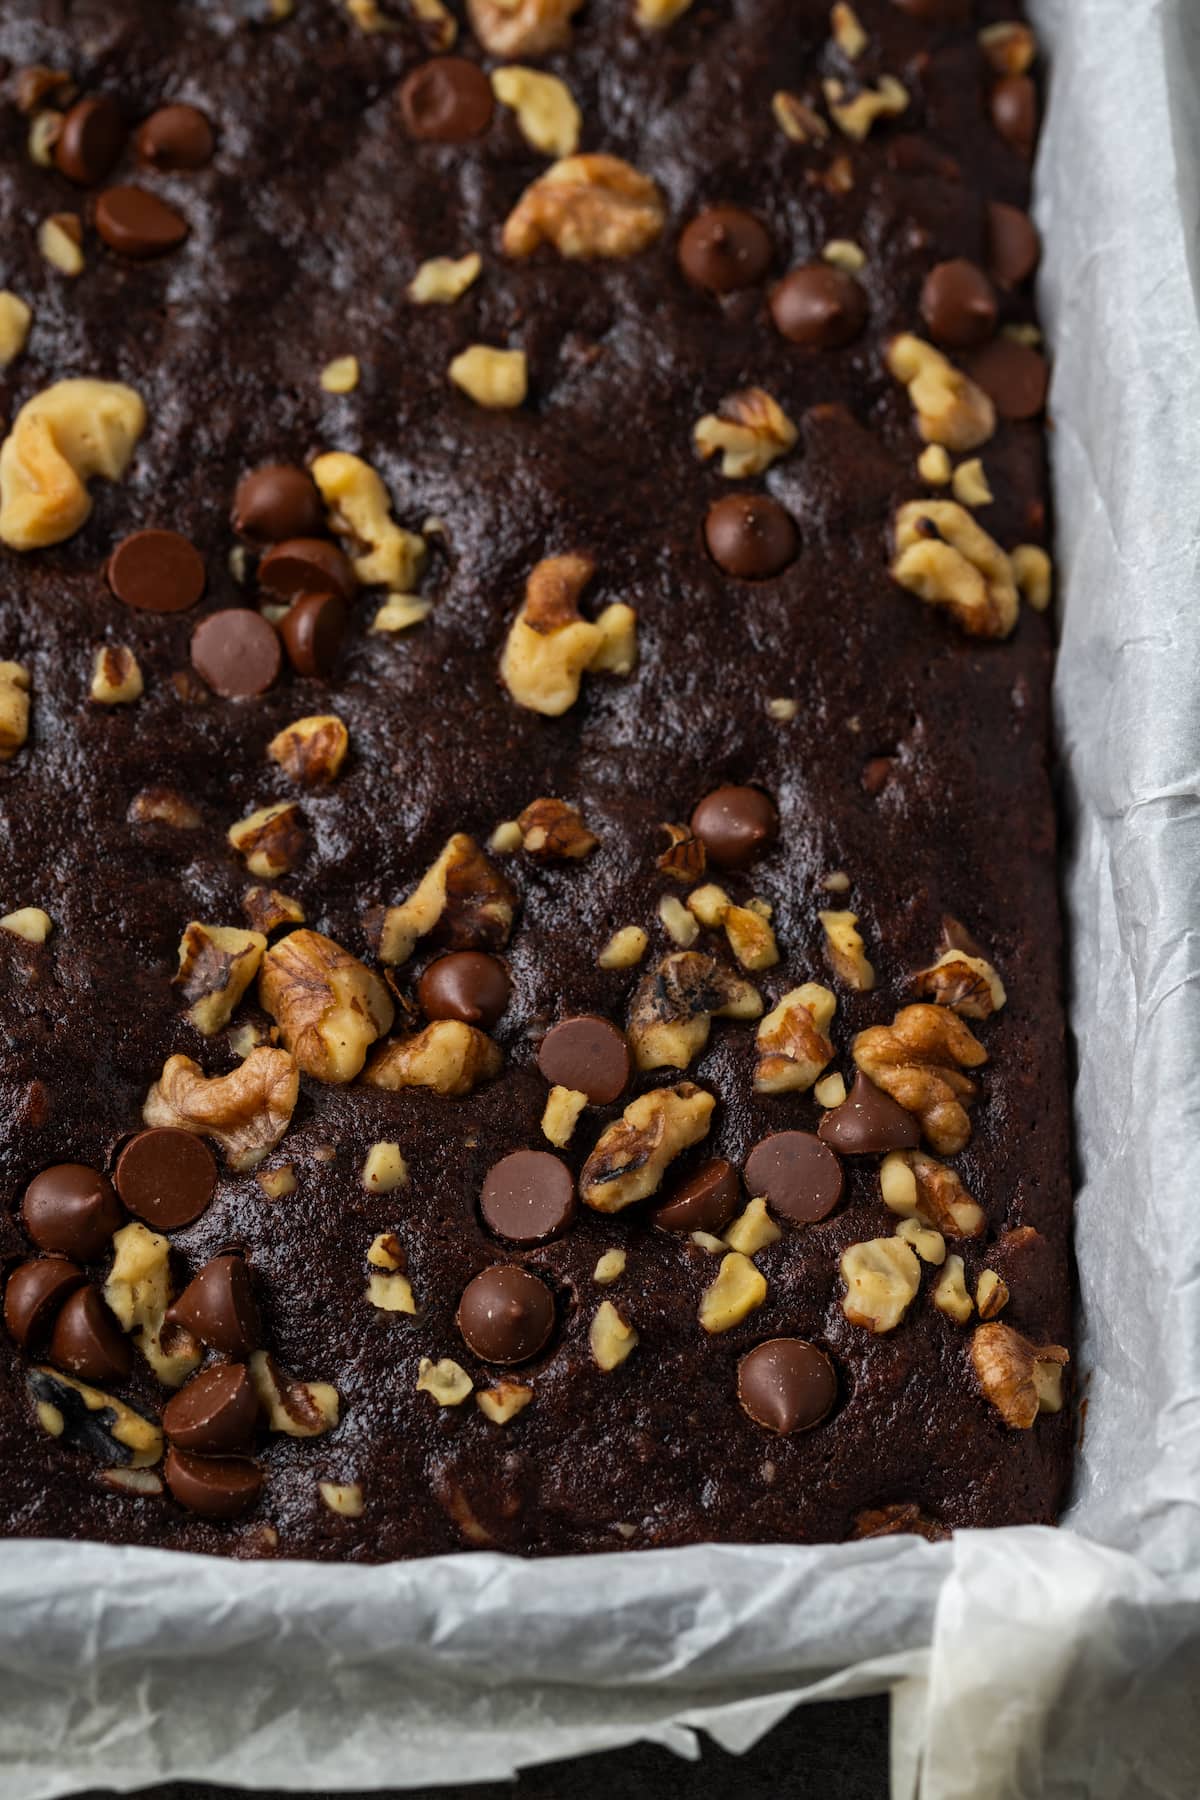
top-left (4, 3), bottom-right (1200, 1795)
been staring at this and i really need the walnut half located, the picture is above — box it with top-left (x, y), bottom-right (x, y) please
top-left (853, 1004), bottom-right (987, 1155)
top-left (627, 950), bottom-right (762, 1071)
top-left (886, 335), bottom-right (995, 453)
top-left (581, 1081), bottom-right (714, 1213)
top-left (891, 500), bottom-right (1018, 640)
top-left (970, 1322), bottom-right (1069, 1428)
top-left (502, 154), bottom-right (666, 262)
top-left (142, 1047), bottom-right (300, 1171)
top-left (375, 833), bottom-right (516, 966)
top-left (259, 929), bottom-right (393, 1083)
top-left (0, 378), bottom-right (146, 550)
top-left (754, 983), bottom-right (836, 1094)
top-left (364, 1020), bottom-right (502, 1096)
top-left (174, 923), bottom-right (267, 1037)
top-left (500, 553), bottom-right (637, 716)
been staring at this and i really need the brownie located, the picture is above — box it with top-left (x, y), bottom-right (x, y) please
top-left (0, 0), bottom-right (1072, 1558)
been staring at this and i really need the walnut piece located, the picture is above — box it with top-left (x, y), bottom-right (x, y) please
top-left (851, 1502), bottom-right (947, 1543)
top-left (693, 388), bottom-right (798, 480)
top-left (243, 886), bottom-right (306, 934)
top-left (0, 292), bottom-right (32, 367)
top-left (830, 2), bottom-right (868, 57)
top-left (468, 0), bottom-right (581, 55)
top-left (174, 923), bottom-right (267, 1037)
top-left (104, 1222), bottom-right (201, 1389)
top-left (589, 1300), bottom-right (639, 1370)
top-left (840, 1237), bottom-right (921, 1333)
top-left (449, 344), bottom-right (528, 409)
top-left (500, 553), bottom-right (637, 716)
top-left (492, 66), bottom-right (580, 157)
top-left (627, 950), bottom-right (762, 1071)
top-left (28, 1367), bottom-right (162, 1469)
top-left (932, 1253), bottom-right (973, 1323)
top-left (417, 1355), bottom-right (474, 1406)
top-left (880, 1148), bottom-right (985, 1238)
top-left (854, 1004), bottom-right (987, 1155)
top-left (970, 1322), bottom-right (1069, 1427)
top-left (772, 91), bottom-right (830, 144)
top-left (723, 902), bottom-right (779, 973)
top-left (659, 894), bottom-right (699, 948)
top-left (542, 1084), bottom-right (587, 1147)
top-left (823, 73), bottom-right (908, 140)
top-left (699, 1251), bottom-right (768, 1333)
top-left (259, 928), bottom-right (393, 1083)
top-left (975, 1269), bottom-right (1009, 1320)
top-left (951, 457), bottom-right (992, 508)
top-left (598, 925), bottom-right (649, 969)
top-left (518, 796), bottom-right (597, 859)
top-left (593, 1248), bottom-right (627, 1284)
top-left (409, 252), bottom-right (481, 305)
top-left (635, 0), bottom-right (693, 24)
top-left (754, 982), bottom-right (836, 1094)
top-left (227, 801), bottom-right (305, 878)
top-left (1011, 543), bottom-right (1053, 611)
top-left (894, 1215), bottom-right (946, 1265)
top-left (362, 1141), bottom-right (409, 1193)
top-left (364, 1019), bottom-right (503, 1096)
top-left (319, 1481), bottom-right (364, 1517)
top-left (267, 714), bottom-right (349, 786)
top-left (1, 907), bottom-right (51, 943)
top-left (367, 1269), bottom-right (417, 1313)
top-left (819, 908), bottom-right (875, 991)
top-left (581, 1080), bottom-right (714, 1212)
top-left (476, 1379), bottom-right (533, 1423)
top-left (128, 786), bottom-right (202, 829)
top-left (979, 21), bottom-right (1036, 74)
top-left (911, 946), bottom-right (1006, 1018)
top-left (375, 832), bottom-right (516, 965)
top-left (503, 154), bottom-right (666, 261)
top-left (319, 355), bottom-right (359, 394)
top-left (891, 500), bottom-right (1018, 639)
top-left (886, 335), bottom-right (995, 453)
top-left (310, 450), bottom-right (425, 592)
top-left (657, 823), bottom-right (706, 884)
top-left (142, 1047), bottom-right (300, 1171)
top-left (723, 1196), bottom-right (781, 1256)
top-left (39, 213), bottom-right (84, 276)
top-left (0, 379), bottom-right (145, 550)
top-left (250, 1350), bottom-right (340, 1435)
top-left (0, 661), bottom-right (30, 761)
top-left (90, 646), bottom-right (143, 705)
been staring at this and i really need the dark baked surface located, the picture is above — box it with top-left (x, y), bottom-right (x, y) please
top-left (0, 0), bottom-right (1071, 1558)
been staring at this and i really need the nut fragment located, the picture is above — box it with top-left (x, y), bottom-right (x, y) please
top-left (449, 344), bottom-right (528, 410)
top-left (975, 1269), bottom-right (1009, 1319)
top-left (500, 553), bottom-right (637, 716)
top-left (659, 894), bottom-right (699, 948)
top-left (593, 1248), bottom-right (627, 1284)
top-left (0, 379), bottom-right (146, 551)
top-left (503, 154), bottom-right (666, 261)
top-left (589, 1300), bottom-right (639, 1370)
top-left (28, 1367), bottom-right (162, 1468)
top-left (104, 1222), bottom-right (202, 1388)
top-left (891, 500), bottom-right (1018, 639)
top-left (366, 1270), bottom-right (417, 1313)
top-left (886, 335), bottom-right (995, 453)
top-left (0, 662), bottom-right (31, 761)
top-left (492, 66), bottom-right (580, 157)
top-left (819, 909), bottom-right (875, 991)
top-left (840, 1238), bottom-right (921, 1333)
top-left (627, 950), bottom-right (761, 1071)
top-left (723, 905), bottom-right (779, 972)
top-left (0, 907), bottom-right (51, 943)
top-left (259, 929), bottom-right (394, 1083)
top-left (542, 1085), bottom-right (588, 1147)
top-left (635, 0), bottom-right (693, 24)
top-left (754, 983), bottom-right (836, 1094)
top-left (39, 213), bottom-right (84, 276)
top-left (830, 3), bottom-right (868, 58)
top-left (250, 1350), bottom-right (340, 1435)
top-left (417, 1355), bottom-right (473, 1406)
top-left (970, 1322), bottom-right (1068, 1427)
top-left (772, 91), bottom-right (830, 145)
top-left (174, 923), bottom-right (267, 1037)
top-left (268, 714), bottom-right (349, 786)
top-left (1011, 543), bottom-right (1053, 611)
top-left (694, 388), bottom-right (798, 480)
top-left (823, 238), bottom-right (866, 271)
top-left (0, 293), bottom-right (32, 367)
top-left (979, 21), bottom-right (1036, 74)
top-left (129, 787), bottom-right (203, 830)
top-left (408, 252), bottom-right (482, 304)
top-left (518, 796), bottom-right (597, 859)
top-left (142, 1047), bottom-right (300, 1171)
top-left (581, 1080), bottom-right (714, 1212)
top-left (319, 1481), bottom-right (364, 1517)
top-left (320, 355), bottom-right (360, 394)
top-left (371, 595), bottom-right (431, 632)
top-left (879, 1149), bottom-right (985, 1238)
top-left (228, 802), bottom-right (305, 878)
top-left (911, 946), bottom-right (1006, 1019)
top-left (657, 823), bottom-right (706, 885)
top-left (918, 444), bottom-right (952, 485)
top-left (598, 925), bottom-right (649, 969)
top-left (698, 1252), bottom-right (768, 1334)
top-left (477, 1379), bottom-right (533, 1423)
top-left (367, 1232), bottom-right (405, 1271)
top-left (364, 1019), bottom-right (503, 1096)
top-left (952, 458), bottom-right (993, 508)
top-left (894, 1215), bottom-right (946, 1266)
top-left (823, 74), bottom-right (908, 140)
top-left (723, 1197), bottom-right (781, 1257)
top-left (468, 0), bottom-right (581, 55)
top-left (932, 1253), bottom-right (973, 1323)
top-left (257, 1164), bottom-right (296, 1199)
top-left (854, 1005), bottom-right (987, 1155)
top-left (243, 886), bottom-right (306, 934)
top-left (310, 450), bottom-right (425, 592)
top-left (90, 646), bottom-right (143, 705)
top-left (376, 833), bottom-right (516, 965)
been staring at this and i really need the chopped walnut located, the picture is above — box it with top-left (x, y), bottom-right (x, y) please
top-left (932, 1253), bottom-right (973, 1323)
top-left (581, 1080), bottom-right (714, 1212)
top-left (371, 595), bottom-right (431, 632)
top-left (590, 1300), bottom-right (639, 1370)
top-left (90, 646), bottom-right (143, 705)
top-left (819, 908), bottom-right (875, 991)
top-left (417, 1355), bottom-right (473, 1405)
top-left (362, 1142), bottom-right (409, 1193)
top-left (840, 1237), bottom-right (921, 1333)
top-left (851, 1503), bottom-right (947, 1543)
top-left (310, 451), bottom-right (425, 592)
top-left (657, 823), bottom-right (706, 884)
top-left (0, 662), bottom-right (30, 761)
top-left (814, 1071), bottom-right (846, 1108)
top-left (854, 1004), bottom-right (987, 1155)
top-left (319, 354), bottom-right (359, 394)
top-left (142, 1047), bottom-right (300, 1171)
top-left (174, 923), bottom-right (267, 1037)
top-left (243, 886), bottom-right (306, 934)
top-left (598, 925), bottom-right (649, 969)
top-left (268, 714), bottom-right (349, 786)
top-left (693, 388), bottom-right (798, 480)
top-left (0, 379), bottom-right (146, 551)
top-left (723, 904), bottom-right (779, 973)
top-left (830, 3), bottom-right (868, 58)
top-left (259, 929), bottom-right (394, 1083)
top-left (367, 1232), bottom-right (405, 1271)
top-left (39, 213), bottom-right (84, 276)
top-left (772, 91), bottom-right (830, 144)
top-left (0, 292), bottom-right (32, 367)
top-left (375, 833), bottom-right (516, 965)
top-left (408, 252), bottom-right (482, 305)
top-left (257, 1164), bottom-right (296, 1200)
top-left (880, 1148), bottom-right (985, 1238)
top-left (366, 1269), bottom-right (417, 1313)
top-left (723, 1196), bottom-right (781, 1257)
top-left (699, 1251), bottom-right (767, 1333)
top-left (477, 1379), bottom-right (533, 1423)
top-left (659, 894), bottom-right (699, 948)
top-left (627, 950), bottom-right (762, 1071)
top-left (250, 1350), bottom-right (340, 1435)
top-left (128, 786), bottom-right (202, 829)
top-left (894, 1216), bottom-right (946, 1265)
top-left (500, 553), bottom-right (637, 716)
top-left (886, 335), bottom-right (995, 453)
top-left (518, 796), bottom-right (597, 859)
top-left (364, 1019), bottom-right (502, 1096)
top-left (635, 0), bottom-right (693, 25)
top-left (918, 444), bottom-right (952, 485)
top-left (687, 882), bottom-right (732, 929)
top-left (502, 154), bottom-right (666, 261)
top-left (975, 1270), bottom-right (1009, 1320)
top-left (28, 1367), bottom-right (162, 1468)
top-left (951, 457), bottom-right (992, 508)
top-left (1011, 543), bottom-right (1053, 611)
top-left (319, 1481), bottom-right (364, 1517)
top-left (228, 801), bottom-right (305, 879)
top-left (468, 0), bottom-right (581, 55)
top-left (409, 0), bottom-right (458, 45)
top-left (911, 946), bottom-right (1006, 1019)
top-left (823, 238), bottom-right (865, 271)
top-left (449, 344), bottom-right (528, 409)
top-left (0, 907), bottom-right (51, 943)
top-left (491, 66), bottom-right (580, 157)
top-left (823, 74), bottom-right (908, 140)
top-left (593, 1248), bottom-right (627, 1284)
top-left (970, 1322), bottom-right (1068, 1427)
top-left (979, 21), bottom-right (1036, 74)
top-left (542, 1084), bottom-right (587, 1147)
top-left (104, 1222), bottom-right (201, 1389)
top-left (891, 500), bottom-right (1018, 639)
top-left (754, 982), bottom-right (836, 1094)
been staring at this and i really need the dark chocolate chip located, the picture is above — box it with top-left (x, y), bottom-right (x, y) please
top-left (817, 1070), bottom-right (919, 1153)
top-left (107, 528), bottom-right (206, 613)
top-left (919, 259), bottom-right (998, 349)
top-left (135, 103), bottom-right (215, 170)
top-left (480, 1150), bottom-right (576, 1245)
top-left (652, 1157), bottom-right (740, 1233)
top-left (258, 537), bottom-right (356, 603)
top-left (986, 201), bottom-right (1040, 287)
top-left (277, 591), bottom-right (347, 677)
top-left (191, 608), bottom-right (282, 698)
top-left (54, 95), bottom-right (125, 185)
top-left (990, 74), bottom-right (1038, 157)
top-left (966, 337), bottom-right (1048, 420)
top-left (690, 784), bottom-right (778, 869)
top-left (737, 1338), bottom-right (837, 1433)
top-left (704, 494), bottom-right (798, 580)
top-left (743, 1131), bottom-right (843, 1224)
top-left (48, 1285), bottom-right (132, 1384)
top-left (95, 184), bottom-right (189, 258)
top-left (769, 264), bottom-right (867, 348)
top-left (232, 465), bottom-right (324, 542)
top-left (536, 1015), bottom-right (630, 1105)
top-left (114, 1128), bottom-right (218, 1230)
top-left (678, 206), bottom-right (772, 294)
top-left (22, 1162), bottom-right (123, 1259)
top-left (417, 951), bottom-right (511, 1028)
top-left (400, 57), bottom-right (493, 142)
top-left (164, 1445), bottom-right (264, 1519)
top-left (457, 1264), bottom-right (556, 1364)
top-left (165, 1254), bottom-right (261, 1355)
top-left (3, 1257), bottom-right (86, 1350)
top-left (162, 1364), bottom-right (258, 1454)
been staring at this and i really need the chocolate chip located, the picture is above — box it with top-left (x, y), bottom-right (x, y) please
top-left (417, 951), bottom-right (511, 1028)
top-left (48, 1285), bottom-right (132, 1384)
top-left (95, 184), bottom-right (189, 258)
top-left (769, 264), bottom-right (867, 349)
top-left (817, 1069), bottom-right (919, 1153)
top-left (114, 1128), bottom-right (218, 1230)
top-left (191, 608), bottom-right (283, 698)
top-left (277, 592), bottom-right (347, 678)
top-left (22, 1162), bottom-right (123, 1259)
top-left (258, 537), bottom-right (356, 603)
top-left (162, 1364), bottom-right (258, 1454)
top-left (743, 1132), bottom-right (843, 1224)
top-left (107, 528), bottom-right (206, 614)
top-left (54, 95), bottom-right (125, 185)
top-left (400, 57), bottom-right (493, 142)
top-left (990, 74), bottom-right (1037, 158)
top-left (919, 259), bottom-right (997, 350)
top-left (457, 1264), bottom-right (556, 1364)
top-left (966, 338), bottom-right (1048, 420)
top-left (3, 1257), bottom-right (86, 1351)
top-left (536, 1016), bottom-right (630, 1105)
top-left (652, 1158), bottom-right (740, 1233)
top-left (165, 1254), bottom-right (261, 1355)
top-left (135, 103), bottom-right (215, 171)
top-left (232, 465), bottom-right (324, 542)
top-left (690, 784), bottom-right (778, 869)
top-left (678, 205), bottom-right (772, 294)
top-left (704, 494), bottom-right (798, 580)
top-left (164, 1445), bottom-right (264, 1519)
top-left (986, 202), bottom-right (1040, 287)
top-left (480, 1150), bottom-right (576, 1245)
top-left (737, 1338), bottom-right (837, 1433)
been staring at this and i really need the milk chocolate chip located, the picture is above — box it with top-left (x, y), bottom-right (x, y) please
top-left (3, 1258), bottom-right (86, 1350)
top-left (55, 95), bottom-right (125, 185)
top-left (22, 1163), bottom-right (123, 1260)
top-left (164, 1446), bottom-right (264, 1519)
top-left (537, 1016), bottom-right (630, 1105)
top-left (457, 1264), bottom-right (556, 1364)
top-left (919, 259), bottom-right (997, 350)
top-left (163, 1364), bottom-right (258, 1454)
top-left (737, 1338), bottom-right (837, 1433)
top-left (744, 1131), bottom-right (843, 1224)
top-left (258, 537), bottom-right (356, 603)
top-left (232, 466), bottom-right (324, 542)
top-left (165, 1255), bottom-right (261, 1355)
top-left (704, 495), bottom-right (798, 579)
top-left (480, 1151), bottom-right (576, 1244)
top-left (95, 185), bottom-right (189, 258)
top-left (191, 608), bottom-right (283, 698)
top-left (817, 1070), bottom-right (919, 1153)
top-left (652, 1158), bottom-right (739, 1233)
top-left (678, 206), bottom-right (772, 294)
top-left (690, 784), bottom-right (778, 869)
top-left (418, 952), bottom-right (511, 1029)
top-left (48, 1285), bottom-right (132, 1384)
top-left (136, 103), bottom-right (215, 170)
top-left (107, 529), bottom-right (206, 614)
top-left (115, 1128), bottom-right (218, 1230)
top-left (400, 58), bottom-right (494, 142)
top-left (770, 265), bottom-right (867, 349)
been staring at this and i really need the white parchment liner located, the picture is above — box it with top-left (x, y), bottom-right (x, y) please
top-left (4, 3), bottom-right (1200, 1795)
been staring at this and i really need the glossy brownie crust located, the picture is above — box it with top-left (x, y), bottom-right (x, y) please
top-left (0, 0), bottom-right (1071, 1558)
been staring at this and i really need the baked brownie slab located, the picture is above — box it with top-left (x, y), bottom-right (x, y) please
top-left (0, 0), bottom-right (1071, 1558)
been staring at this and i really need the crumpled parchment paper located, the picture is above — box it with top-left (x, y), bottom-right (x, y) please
top-left (4, 3), bottom-right (1200, 1795)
